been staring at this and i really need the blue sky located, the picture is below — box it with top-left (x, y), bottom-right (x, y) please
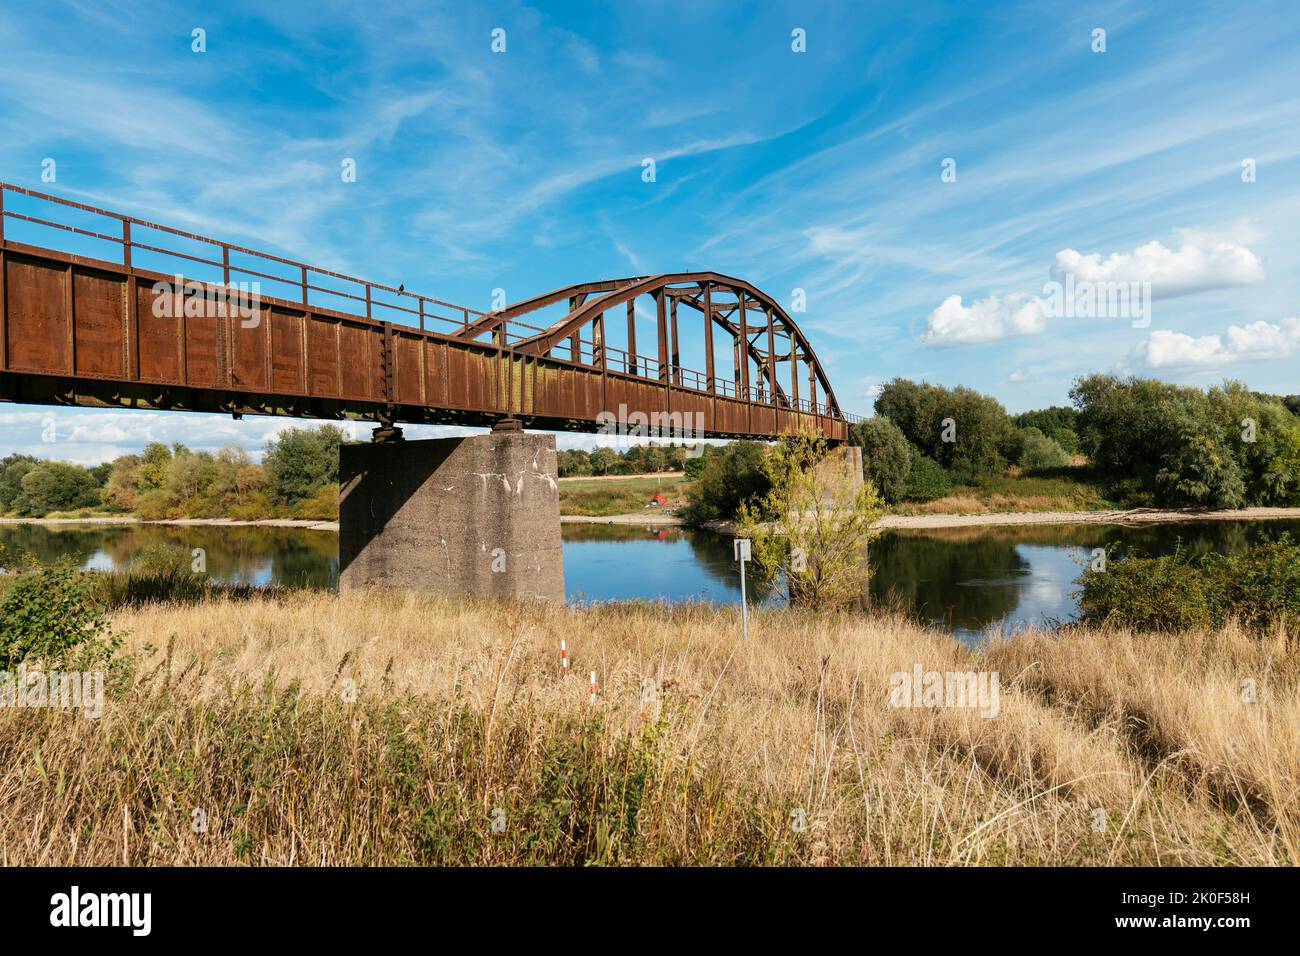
top-left (2, 0), bottom-right (1298, 463)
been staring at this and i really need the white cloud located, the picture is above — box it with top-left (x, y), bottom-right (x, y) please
top-left (921, 293), bottom-right (1047, 347)
top-left (1051, 227), bottom-right (1265, 299)
top-left (1137, 316), bottom-right (1300, 368)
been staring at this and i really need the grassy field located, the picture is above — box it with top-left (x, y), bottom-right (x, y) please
top-left (892, 468), bottom-right (1114, 516)
top-left (1, 587), bottom-right (1294, 865)
top-left (558, 473), bottom-right (690, 516)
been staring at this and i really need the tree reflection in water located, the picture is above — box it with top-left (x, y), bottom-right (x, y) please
top-left (0, 523), bottom-right (338, 589)
top-left (4, 518), bottom-right (1298, 640)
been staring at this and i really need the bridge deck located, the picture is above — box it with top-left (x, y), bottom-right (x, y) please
top-left (0, 182), bottom-right (855, 441)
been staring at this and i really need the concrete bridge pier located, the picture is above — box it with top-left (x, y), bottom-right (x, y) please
top-left (338, 423), bottom-right (565, 601)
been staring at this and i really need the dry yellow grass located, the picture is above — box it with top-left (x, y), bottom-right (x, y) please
top-left (0, 591), bottom-right (1294, 865)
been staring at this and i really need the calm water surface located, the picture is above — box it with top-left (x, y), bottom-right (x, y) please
top-left (4, 518), bottom-right (1297, 644)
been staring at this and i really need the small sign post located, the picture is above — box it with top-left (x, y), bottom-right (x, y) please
top-left (734, 537), bottom-right (751, 639)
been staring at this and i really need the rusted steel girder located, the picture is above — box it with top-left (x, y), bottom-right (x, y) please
top-left (0, 181), bottom-right (857, 440)
top-left (452, 272), bottom-right (843, 418)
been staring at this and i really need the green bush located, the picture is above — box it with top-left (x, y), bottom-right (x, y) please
top-left (682, 441), bottom-right (769, 523)
top-left (1080, 535), bottom-right (1300, 632)
top-left (135, 488), bottom-right (178, 521)
top-left (1071, 375), bottom-right (1300, 508)
top-left (1016, 427), bottom-right (1072, 471)
top-left (1014, 406), bottom-right (1080, 440)
top-left (263, 425), bottom-right (345, 506)
top-left (1049, 427), bottom-right (1080, 455)
top-left (876, 379), bottom-right (1015, 482)
top-left (11, 461), bottom-right (101, 516)
top-left (683, 454), bottom-right (710, 480)
top-left (228, 491), bottom-right (277, 522)
top-left (294, 483), bottom-right (340, 520)
top-left (902, 450), bottom-right (951, 502)
top-left (0, 563), bottom-right (121, 670)
top-left (130, 541), bottom-right (193, 576)
top-left (849, 417), bottom-right (912, 503)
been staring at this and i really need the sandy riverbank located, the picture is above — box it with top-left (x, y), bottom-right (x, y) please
top-left (874, 506), bottom-right (1300, 530)
top-left (0, 516), bottom-right (340, 531)
top-left (700, 505), bottom-right (1300, 535)
top-left (6, 505), bottom-right (1300, 534)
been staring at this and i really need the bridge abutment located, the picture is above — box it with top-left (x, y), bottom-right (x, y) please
top-left (819, 444), bottom-right (863, 494)
top-left (338, 431), bottom-right (565, 601)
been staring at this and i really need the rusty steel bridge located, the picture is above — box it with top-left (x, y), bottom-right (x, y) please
top-left (0, 182), bottom-right (859, 441)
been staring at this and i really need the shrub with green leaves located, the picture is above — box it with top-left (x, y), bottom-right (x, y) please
top-left (1071, 374), bottom-right (1300, 508)
top-left (1015, 427), bottom-right (1072, 471)
top-left (0, 563), bottom-right (121, 670)
top-left (875, 378), bottom-right (1015, 482)
top-left (1080, 534), bottom-right (1300, 632)
top-left (849, 416), bottom-right (912, 503)
top-left (682, 453), bottom-right (711, 480)
top-left (902, 450), bottom-right (952, 502)
top-left (682, 441), bottom-right (770, 523)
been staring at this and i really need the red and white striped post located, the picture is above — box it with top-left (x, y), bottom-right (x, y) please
top-left (589, 671), bottom-right (598, 705)
top-left (560, 639), bottom-right (570, 671)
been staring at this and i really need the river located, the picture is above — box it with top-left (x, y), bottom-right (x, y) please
top-left (3, 518), bottom-right (1296, 644)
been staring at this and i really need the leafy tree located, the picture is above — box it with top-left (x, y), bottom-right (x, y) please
top-left (166, 447), bottom-right (221, 511)
top-left (682, 441), bottom-right (770, 523)
top-left (137, 442), bottom-right (173, 490)
top-left (849, 416), bottom-right (911, 503)
top-left (103, 454), bottom-right (141, 511)
top-left (1154, 413), bottom-right (1246, 508)
top-left (0, 454), bottom-right (37, 513)
top-left (683, 448), bottom-right (714, 479)
top-left (88, 462), bottom-right (112, 487)
top-left (1015, 408), bottom-right (1082, 456)
top-left (902, 450), bottom-right (951, 502)
top-left (588, 447), bottom-right (618, 475)
top-left (15, 462), bottom-right (100, 516)
top-left (737, 435), bottom-right (886, 610)
top-left (1261, 425), bottom-right (1300, 504)
top-left (556, 449), bottom-right (592, 477)
top-left (1014, 406), bottom-right (1080, 436)
top-left (1071, 374), bottom-right (1300, 507)
top-left (262, 425), bottom-right (345, 505)
top-left (1210, 381), bottom-right (1296, 504)
top-left (875, 378), bottom-right (1014, 482)
top-left (1049, 426), bottom-right (1080, 455)
top-left (1015, 427), bottom-right (1071, 471)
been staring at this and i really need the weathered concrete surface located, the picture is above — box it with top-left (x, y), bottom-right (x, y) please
top-left (815, 444), bottom-right (863, 497)
top-left (839, 445), bottom-right (864, 493)
top-left (339, 433), bottom-right (564, 601)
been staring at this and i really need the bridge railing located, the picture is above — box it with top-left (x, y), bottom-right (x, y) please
top-left (1, 181), bottom-right (864, 427)
top-left (0, 180), bottom-right (486, 337)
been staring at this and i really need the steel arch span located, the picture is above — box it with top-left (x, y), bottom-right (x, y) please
top-left (0, 182), bottom-right (858, 441)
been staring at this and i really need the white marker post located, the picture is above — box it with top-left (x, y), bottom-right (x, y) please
top-left (734, 537), bottom-right (751, 639)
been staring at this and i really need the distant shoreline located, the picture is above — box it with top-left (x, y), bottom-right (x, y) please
top-left (0, 516), bottom-right (340, 531)
top-left (874, 506), bottom-right (1300, 530)
top-left (5, 505), bottom-right (1300, 534)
